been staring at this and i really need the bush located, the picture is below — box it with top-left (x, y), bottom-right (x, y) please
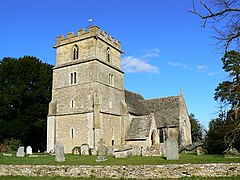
top-left (0, 139), bottom-right (11, 152)
top-left (9, 138), bottom-right (23, 151)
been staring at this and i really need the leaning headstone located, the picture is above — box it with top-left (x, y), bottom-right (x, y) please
top-left (55, 144), bottom-right (65, 162)
top-left (81, 144), bottom-right (89, 155)
top-left (96, 138), bottom-right (108, 162)
top-left (165, 138), bottom-right (179, 160)
top-left (26, 146), bottom-right (33, 155)
top-left (16, 146), bottom-right (25, 157)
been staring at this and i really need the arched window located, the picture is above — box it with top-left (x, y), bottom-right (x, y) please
top-left (73, 45), bottom-right (79, 60)
top-left (107, 47), bottom-right (110, 62)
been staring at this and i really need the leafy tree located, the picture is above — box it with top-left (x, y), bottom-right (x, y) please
top-left (214, 51), bottom-right (240, 106)
top-left (190, 0), bottom-right (240, 51)
top-left (205, 118), bottom-right (228, 154)
top-left (0, 56), bottom-right (53, 151)
top-left (210, 51), bottom-right (240, 152)
top-left (189, 113), bottom-right (203, 142)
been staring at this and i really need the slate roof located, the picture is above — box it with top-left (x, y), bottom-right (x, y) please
top-left (124, 90), bottom-right (148, 116)
top-left (124, 90), bottom-right (181, 128)
top-left (125, 114), bottom-right (153, 140)
top-left (144, 96), bottom-right (180, 127)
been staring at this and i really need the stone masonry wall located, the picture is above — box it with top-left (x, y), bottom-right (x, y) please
top-left (0, 163), bottom-right (240, 179)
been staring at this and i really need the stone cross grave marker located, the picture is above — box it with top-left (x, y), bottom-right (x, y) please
top-left (96, 138), bottom-right (108, 162)
top-left (55, 143), bottom-right (65, 162)
top-left (165, 137), bottom-right (179, 160)
top-left (26, 146), bottom-right (32, 155)
top-left (16, 146), bottom-right (25, 157)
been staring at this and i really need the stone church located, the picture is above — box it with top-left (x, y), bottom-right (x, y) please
top-left (47, 25), bottom-right (192, 154)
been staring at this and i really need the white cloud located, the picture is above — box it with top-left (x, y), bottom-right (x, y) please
top-left (196, 65), bottom-right (208, 72)
top-left (122, 56), bottom-right (160, 74)
top-left (141, 48), bottom-right (160, 59)
top-left (208, 71), bottom-right (221, 76)
top-left (167, 61), bottom-right (189, 70)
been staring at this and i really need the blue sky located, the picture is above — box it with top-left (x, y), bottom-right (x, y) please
top-left (1, 0), bottom-right (225, 128)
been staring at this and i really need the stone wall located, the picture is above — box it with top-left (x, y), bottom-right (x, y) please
top-left (0, 163), bottom-right (240, 179)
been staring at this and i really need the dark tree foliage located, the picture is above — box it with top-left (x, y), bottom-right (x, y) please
top-left (189, 113), bottom-right (203, 142)
top-left (0, 56), bottom-right (53, 151)
top-left (205, 118), bottom-right (228, 154)
top-left (214, 51), bottom-right (240, 106)
top-left (205, 51), bottom-right (240, 154)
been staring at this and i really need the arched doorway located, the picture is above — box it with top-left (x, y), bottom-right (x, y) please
top-left (151, 131), bottom-right (156, 145)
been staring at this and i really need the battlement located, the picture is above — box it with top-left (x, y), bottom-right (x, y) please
top-left (54, 25), bottom-right (121, 50)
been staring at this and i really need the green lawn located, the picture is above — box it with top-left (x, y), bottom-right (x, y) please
top-left (0, 153), bottom-right (240, 165)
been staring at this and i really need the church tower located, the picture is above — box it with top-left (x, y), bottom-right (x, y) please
top-left (47, 26), bottom-right (125, 153)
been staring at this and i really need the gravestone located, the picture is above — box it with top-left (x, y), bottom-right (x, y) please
top-left (96, 138), bottom-right (108, 162)
top-left (113, 148), bottom-right (132, 158)
top-left (165, 138), bottom-right (179, 160)
top-left (16, 146), bottom-right (25, 157)
top-left (26, 146), bottom-right (33, 155)
top-left (72, 146), bottom-right (81, 155)
top-left (81, 144), bottom-right (89, 155)
top-left (55, 144), bottom-right (65, 162)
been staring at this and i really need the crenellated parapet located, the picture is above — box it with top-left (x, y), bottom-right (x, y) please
top-left (54, 25), bottom-right (121, 50)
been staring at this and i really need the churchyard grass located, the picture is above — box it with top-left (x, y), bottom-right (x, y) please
top-left (0, 153), bottom-right (240, 165)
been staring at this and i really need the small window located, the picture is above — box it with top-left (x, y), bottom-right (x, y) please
top-left (74, 72), bottom-right (77, 84)
top-left (159, 129), bottom-right (164, 143)
top-left (73, 45), bottom-right (79, 60)
top-left (71, 100), bottom-right (74, 108)
top-left (71, 73), bottom-right (73, 84)
top-left (108, 73), bottom-right (114, 86)
top-left (71, 128), bottom-right (74, 139)
top-left (70, 72), bottom-right (77, 84)
top-left (107, 47), bottom-right (110, 62)
top-left (112, 140), bottom-right (114, 146)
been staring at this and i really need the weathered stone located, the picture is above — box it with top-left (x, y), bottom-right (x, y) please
top-left (55, 144), bottom-right (65, 162)
top-left (3, 153), bottom-right (12, 157)
top-left (196, 146), bottom-right (205, 155)
top-left (26, 146), bottom-right (32, 155)
top-left (166, 138), bottom-right (179, 160)
top-left (90, 149), bottom-right (97, 155)
top-left (113, 148), bottom-right (132, 158)
top-left (96, 138), bottom-right (107, 162)
top-left (1, 163), bottom-right (240, 179)
top-left (46, 25), bottom-right (192, 155)
top-left (80, 144), bottom-right (89, 155)
top-left (16, 146), bottom-right (25, 157)
top-left (72, 146), bottom-right (81, 155)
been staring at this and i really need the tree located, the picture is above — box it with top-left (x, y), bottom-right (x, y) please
top-left (189, 113), bottom-right (203, 142)
top-left (214, 50), bottom-right (240, 106)
top-left (213, 51), bottom-right (240, 150)
top-left (0, 56), bottom-right (53, 151)
top-left (190, 0), bottom-right (240, 51)
top-left (205, 118), bottom-right (228, 154)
